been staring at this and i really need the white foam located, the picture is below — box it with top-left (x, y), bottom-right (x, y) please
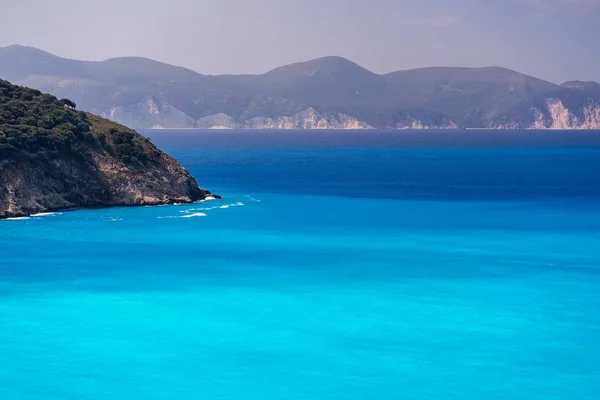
top-left (31, 212), bottom-right (60, 217)
top-left (159, 212), bottom-right (208, 219)
top-left (220, 202), bottom-right (244, 209)
top-left (184, 202), bottom-right (245, 213)
top-left (108, 217), bottom-right (122, 222)
top-left (4, 217), bottom-right (31, 221)
top-left (180, 212), bottom-right (207, 218)
top-left (244, 195), bottom-right (262, 203)
top-left (184, 205), bottom-right (220, 212)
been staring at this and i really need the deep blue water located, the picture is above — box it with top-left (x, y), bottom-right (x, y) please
top-left (2, 130), bottom-right (600, 399)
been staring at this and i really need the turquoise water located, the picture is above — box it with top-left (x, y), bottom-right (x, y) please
top-left (2, 130), bottom-right (600, 399)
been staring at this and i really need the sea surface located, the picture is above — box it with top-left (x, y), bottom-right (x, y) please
top-left (2, 129), bottom-right (600, 400)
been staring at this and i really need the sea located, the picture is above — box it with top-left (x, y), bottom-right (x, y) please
top-left (1, 129), bottom-right (600, 400)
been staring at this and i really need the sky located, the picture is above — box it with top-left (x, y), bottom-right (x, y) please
top-left (1, 0), bottom-right (599, 83)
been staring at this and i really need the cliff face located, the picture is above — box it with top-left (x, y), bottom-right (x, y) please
top-left (105, 95), bottom-right (195, 129)
top-left (101, 99), bottom-right (600, 130)
top-left (0, 80), bottom-right (212, 219)
top-left (194, 108), bottom-right (372, 130)
top-left (531, 99), bottom-right (600, 129)
top-left (104, 104), bottom-right (459, 130)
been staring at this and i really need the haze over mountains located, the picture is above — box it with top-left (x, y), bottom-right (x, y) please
top-left (1, 45), bottom-right (599, 130)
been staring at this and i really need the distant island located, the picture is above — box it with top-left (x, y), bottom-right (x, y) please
top-left (0, 79), bottom-right (216, 219)
top-left (1, 45), bottom-right (599, 130)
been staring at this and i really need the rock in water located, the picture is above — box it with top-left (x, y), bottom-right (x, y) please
top-left (0, 79), bottom-right (213, 219)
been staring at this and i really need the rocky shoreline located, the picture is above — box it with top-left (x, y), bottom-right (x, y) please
top-left (0, 195), bottom-right (223, 220)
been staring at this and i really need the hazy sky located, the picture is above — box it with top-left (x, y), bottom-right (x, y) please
top-left (1, 0), bottom-right (599, 82)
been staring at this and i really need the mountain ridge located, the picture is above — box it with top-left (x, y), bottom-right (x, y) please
top-left (1, 45), bottom-right (599, 130)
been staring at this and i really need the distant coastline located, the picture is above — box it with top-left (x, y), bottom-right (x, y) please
top-left (3, 45), bottom-right (600, 131)
top-left (146, 127), bottom-right (600, 131)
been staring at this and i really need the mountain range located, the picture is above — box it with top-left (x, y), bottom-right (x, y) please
top-left (1, 44), bottom-right (599, 130)
top-left (0, 78), bottom-right (212, 219)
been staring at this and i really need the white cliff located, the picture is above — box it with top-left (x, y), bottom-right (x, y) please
top-left (241, 108), bottom-right (372, 129)
top-left (101, 96), bottom-right (195, 129)
top-left (194, 109), bottom-right (457, 130)
top-left (196, 113), bottom-right (240, 129)
top-left (93, 97), bottom-right (600, 130)
top-left (395, 119), bottom-right (458, 130)
top-left (98, 105), bottom-right (375, 130)
top-left (529, 99), bottom-right (600, 129)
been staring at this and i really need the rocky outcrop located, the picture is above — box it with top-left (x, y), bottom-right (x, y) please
top-left (92, 97), bottom-right (600, 130)
top-left (194, 108), bottom-right (457, 129)
top-left (0, 80), bottom-right (214, 219)
top-left (529, 99), bottom-right (600, 129)
top-left (190, 108), bottom-right (370, 130)
top-left (101, 95), bottom-right (195, 129)
top-left (0, 118), bottom-right (213, 220)
top-left (241, 108), bottom-right (371, 129)
top-left (0, 147), bottom-right (208, 219)
top-left (96, 103), bottom-right (458, 130)
top-left (88, 94), bottom-right (600, 131)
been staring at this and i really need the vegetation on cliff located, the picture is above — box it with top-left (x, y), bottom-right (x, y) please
top-left (0, 79), bottom-right (161, 164)
top-left (0, 79), bottom-right (210, 219)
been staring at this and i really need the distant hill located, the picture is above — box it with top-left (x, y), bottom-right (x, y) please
top-left (1, 45), bottom-right (599, 130)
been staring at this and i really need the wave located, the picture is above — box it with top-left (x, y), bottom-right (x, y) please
top-left (4, 212), bottom-right (61, 221)
top-left (181, 212), bottom-right (208, 218)
top-left (184, 202), bottom-right (245, 213)
top-left (220, 202), bottom-right (244, 209)
top-left (4, 217), bottom-right (31, 221)
top-left (31, 212), bottom-right (61, 217)
top-left (159, 212), bottom-right (207, 219)
top-left (194, 196), bottom-right (219, 204)
top-left (183, 205), bottom-right (220, 212)
top-left (244, 195), bottom-right (262, 203)
top-left (161, 198), bottom-right (249, 219)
